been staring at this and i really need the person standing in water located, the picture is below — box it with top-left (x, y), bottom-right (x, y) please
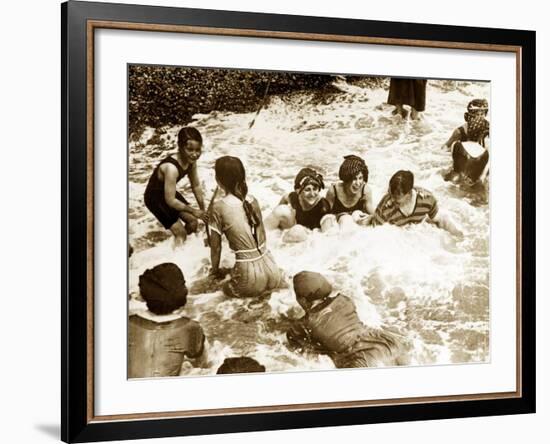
top-left (209, 156), bottom-right (285, 298)
top-left (265, 167), bottom-right (332, 234)
top-left (325, 155), bottom-right (374, 230)
top-left (387, 77), bottom-right (428, 120)
top-left (370, 170), bottom-right (463, 237)
top-left (144, 127), bottom-right (208, 246)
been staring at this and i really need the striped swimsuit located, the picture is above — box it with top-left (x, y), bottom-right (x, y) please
top-left (371, 187), bottom-right (438, 227)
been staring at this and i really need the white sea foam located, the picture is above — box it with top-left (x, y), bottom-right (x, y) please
top-left (129, 78), bottom-right (490, 374)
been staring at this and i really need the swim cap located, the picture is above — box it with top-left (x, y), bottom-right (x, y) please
top-left (338, 155), bottom-right (369, 183)
top-left (293, 271), bottom-right (333, 302)
top-left (294, 167), bottom-right (324, 192)
top-left (139, 263), bottom-right (188, 315)
top-left (464, 98), bottom-right (489, 121)
top-left (468, 115), bottom-right (490, 141)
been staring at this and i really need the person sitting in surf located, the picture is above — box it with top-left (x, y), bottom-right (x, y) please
top-left (128, 263), bottom-right (206, 378)
top-left (442, 99), bottom-right (490, 186)
top-left (143, 127), bottom-right (208, 246)
top-left (370, 170), bottom-right (463, 237)
top-left (265, 167), bottom-right (332, 235)
top-left (208, 156), bottom-right (286, 298)
top-left (286, 271), bottom-right (408, 368)
top-left (324, 155), bottom-right (374, 229)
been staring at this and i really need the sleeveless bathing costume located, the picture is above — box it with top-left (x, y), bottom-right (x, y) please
top-left (144, 156), bottom-right (192, 229)
top-left (288, 192), bottom-right (330, 230)
top-left (331, 184), bottom-right (366, 217)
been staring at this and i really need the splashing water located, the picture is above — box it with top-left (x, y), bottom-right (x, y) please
top-left (129, 78), bottom-right (490, 375)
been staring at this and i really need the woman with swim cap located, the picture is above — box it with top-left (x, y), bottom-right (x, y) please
top-left (442, 99), bottom-right (490, 185)
top-left (325, 155), bottom-right (374, 230)
top-left (265, 167), bottom-right (331, 235)
top-left (128, 263), bottom-right (206, 378)
top-left (287, 271), bottom-right (408, 368)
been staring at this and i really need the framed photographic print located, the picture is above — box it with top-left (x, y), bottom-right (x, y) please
top-left (62, 0), bottom-right (536, 442)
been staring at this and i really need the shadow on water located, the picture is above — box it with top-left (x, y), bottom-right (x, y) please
top-left (35, 424), bottom-right (59, 440)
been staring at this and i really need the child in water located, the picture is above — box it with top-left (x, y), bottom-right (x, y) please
top-left (370, 170), bottom-right (463, 237)
top-left (325, 155), bottom-right (374, 230)
top-left (287, 271), bottom-right (408, 368)
top-left (144, 127), bottom-right (208, 246)
top-left (265, 167), bottom-right (332, 238)
top-left (208, 156), bottom-right (285, 298)
top-left (128, 263), bottom-right (206, 378)
top-left (442, 99), bottom-right (490, 186)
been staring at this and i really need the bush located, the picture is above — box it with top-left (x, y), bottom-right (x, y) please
top-left (128, 66), bottom-right (337, 138)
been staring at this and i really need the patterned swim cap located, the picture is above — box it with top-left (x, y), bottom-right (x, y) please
top-left (338, 155), bottom-right (369, 183)
top-left (464, 98), bottom-right (489, 121)
top-left (468, 115), bottom-right (490, 141)
top-left (294, 167), bottom-right (324, 192)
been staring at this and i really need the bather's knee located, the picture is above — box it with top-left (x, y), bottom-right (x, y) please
top-left (185, 218), bottom-right (198, 234)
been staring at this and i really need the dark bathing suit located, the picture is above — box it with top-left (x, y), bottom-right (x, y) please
top-left (144, 156), bottom-right (191, 229)
top-left (288, 192), bottom-right (330, 230)
top-left (331, 184), bottom-right (365, 218)
top-left (452, 142), bottom-right (489, 183)
top-left (453, 125), bottom-right (489, 183)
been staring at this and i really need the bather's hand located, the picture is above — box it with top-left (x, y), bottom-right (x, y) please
top-left (192, 208), bottom-right (209, 222)
top-left (209, 268), bottom-right (228, 280)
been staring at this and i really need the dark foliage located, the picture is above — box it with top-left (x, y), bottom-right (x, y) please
top-left (128, 66), bottom-right (337, 138)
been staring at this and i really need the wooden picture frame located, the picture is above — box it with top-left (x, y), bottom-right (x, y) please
top-left (61, 1), bottom-right (535, 442)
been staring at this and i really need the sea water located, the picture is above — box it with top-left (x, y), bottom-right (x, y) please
top-left (128, 79), bottom-right (490, 375)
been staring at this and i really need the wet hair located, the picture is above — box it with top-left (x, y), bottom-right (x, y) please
top-left (216, 357), bottom-right (266, 374)
top-left (389, 170), bottom-right (414, 198)
top-left (138, 263), bottom-right (188, 315)
top-left (177, 127), bottom-right (203, 151)
top-left (215, 156), bottom-right (262, 247)
top-left (338, 155), bottom-right (369, 184)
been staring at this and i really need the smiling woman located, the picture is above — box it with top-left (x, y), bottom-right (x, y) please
top-left (143, 127), bottom-right (208, 245)
top-left (265, 167), bottom-right (331, 232)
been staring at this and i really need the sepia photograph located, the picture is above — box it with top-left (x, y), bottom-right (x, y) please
top-left (127, 65), bottom-right (491, 379)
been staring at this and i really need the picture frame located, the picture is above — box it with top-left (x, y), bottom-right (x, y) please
top-left (61, 0), bottom-right (536, 442)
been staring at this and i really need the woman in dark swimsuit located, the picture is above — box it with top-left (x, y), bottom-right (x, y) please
top-left (144, 127), bottom-right (208, 246)
top-left (442, 99), bottom-right (490, 186)
top-left (325, 155), bottom-right (374, 230)
top-left (265, 168), bottom-right (331, 240)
